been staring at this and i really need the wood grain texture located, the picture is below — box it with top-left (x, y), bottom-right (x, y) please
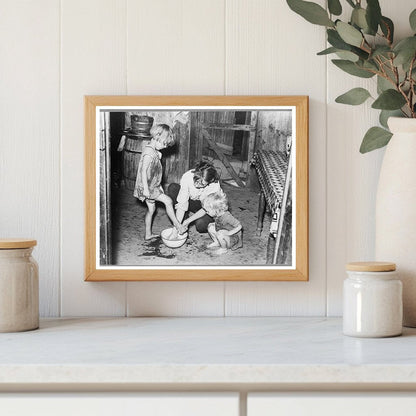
top-left (85, 96), bottom-right (308, 282)
top-left (0, 0), bottom-right (60, 317)
top-left (224, 0), bottom-right (325, 315)
top-left (61, 0), bottom-right (127, 316)
top-left (0, 240), bottom-right (37, 249)
top-left (326, 0), bottom-right (415, 316)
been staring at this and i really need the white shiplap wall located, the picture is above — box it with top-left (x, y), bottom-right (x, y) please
top-left (1, 0), bottom-right (412, 317)
top-left (0, 0), bottom-right (61, 316)
top-left (326, 1), bottom-right (416, 315)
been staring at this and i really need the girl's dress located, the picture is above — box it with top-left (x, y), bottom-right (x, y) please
top-left (133, 145), bottom-right (163, 201)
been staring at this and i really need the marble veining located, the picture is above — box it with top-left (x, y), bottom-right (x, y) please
top-left (0, 317), bottom-right (415, 385)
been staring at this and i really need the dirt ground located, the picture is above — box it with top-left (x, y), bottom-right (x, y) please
top-left (110, 183), bottom-right (272, 266)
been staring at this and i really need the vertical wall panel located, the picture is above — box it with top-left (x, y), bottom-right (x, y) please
top-left (61, 0), bottom-right (127, 316)
top-left (126, 0), bottom-right (226, 95)
top-left (224, 0), bottom-right (327, 315)
top-left (126, 0), bottom-right (226, 316)
top-left (0, 0), bottom-right (60, 316)
top-left (326, 0), bottom-right (415, 316)
top-left (4, 0), bottom-right (411, 317)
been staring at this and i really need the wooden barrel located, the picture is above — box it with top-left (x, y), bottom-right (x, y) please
top-left (122, 135), bottom-right (150, 190)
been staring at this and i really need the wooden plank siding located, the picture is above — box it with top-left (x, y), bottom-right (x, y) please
top-left (5, 0), bottom-right (414, 317)
top-left (126, 0), bottom-right (226, 317)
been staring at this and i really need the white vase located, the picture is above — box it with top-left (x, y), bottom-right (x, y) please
top-left (375, 117), bottom-right (416, 327)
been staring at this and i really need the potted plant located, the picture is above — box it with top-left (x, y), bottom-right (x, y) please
top-left (287, 0), bottom-right (416, 152)
top-left (287, 0), bottom-right (416, 326)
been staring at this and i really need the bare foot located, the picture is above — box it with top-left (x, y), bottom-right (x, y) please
top-left (145, 234), bottom-right (159, 240)
top-left (207, 241), bottom-right (220, 249)
top-left (212, 247), bottom-right (228, 255)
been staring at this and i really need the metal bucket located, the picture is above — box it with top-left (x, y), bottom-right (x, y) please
top-left (131, 115), bottom-right (154, 134)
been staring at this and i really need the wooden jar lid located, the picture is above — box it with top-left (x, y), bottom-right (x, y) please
top-left (0, 239), bottom-right (37, 249)
top-left (346, 261), bottom-right (396, 272)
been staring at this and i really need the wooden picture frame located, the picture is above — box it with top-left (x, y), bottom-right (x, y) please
top-left (85, 96), bottom-right (308, 281)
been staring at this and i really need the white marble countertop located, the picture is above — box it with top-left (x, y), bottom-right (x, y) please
top-left (1, 317), bottom-right (416, 390)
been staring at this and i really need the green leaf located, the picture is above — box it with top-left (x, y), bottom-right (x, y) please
top-left (379, 110), bottom-right (403, 129)
top-left (363, 59), bottom-right (379, 71)
top-left (366, 0), bottom-right (382, 35)
top-left (287, 0), bottom-right (334, 26)
top-left (393, 36), bottom-right (416, 67)
top-left (410, 9), bottom-right (416, 32)
top-left (394, 36), bottom-right (416, 52)
top-left (317, 46), bottom-right (359, 61)
top-left (380, 16), bottom-right (394, 43)
top-left (335, 87), bottom-right (371, 105)
top-left (336, 21), bottom-right (363, 47)
top-left (360, 127), bottom-right (392, 153)
top-left (351, 7), bottom-right (369, 32)
top-left (332, 59), bottom-right (375, 78)
top-left (317, 46), bottom-right (338, 55)
top-left (328, 0), bottom-right (342, 16)
top-left (377, 66), bottom-right (404, 90)
top-left (372, 89), bottom-right (407, 110)
top-left (350, 45), bottom-right (369, 60)
top-left (335, 50), bottom-right (359, 61)
top-left (327, 29), bottom-right (368, 59)
top-left (372, 45), bottom-right (391, 58)
top-left (377, 76), bottom-right (393, 94)
top-left (327, 28), bottom-right (351, 49)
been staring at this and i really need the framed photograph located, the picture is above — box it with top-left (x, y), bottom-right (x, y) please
top-left (85, 96), bottom-right (308, 281)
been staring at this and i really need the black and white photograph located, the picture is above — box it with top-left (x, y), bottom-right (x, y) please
top-left (85, 96), bottom-right (308, 281)
top-left (99, 107), bottom-right (294, 268)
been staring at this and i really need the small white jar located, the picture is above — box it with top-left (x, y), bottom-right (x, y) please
top-left (343, 262), bottom-right (402, 338)
top-left (0, 239), bottom-right (39, 332)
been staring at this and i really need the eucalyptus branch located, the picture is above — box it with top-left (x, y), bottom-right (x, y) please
top-left (377, 22), bottom-right (393, 48)
top-left (360, 41), bottom-right (372, 55)
top-left (357, 64), bottom-right (382, 78)
top-left (286, 0), bottom-right (416, 152)
top-left (408, 56), bottom-right (416, 117)
top-left (376, 57), bottom-right (398, 87)
top-left (397, 81), bottom-right (413, 117)
top-left (390, 59), bottom-right (400, 85)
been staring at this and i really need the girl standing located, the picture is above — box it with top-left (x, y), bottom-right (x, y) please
top-left (133, 124), bottom-right (186, 240)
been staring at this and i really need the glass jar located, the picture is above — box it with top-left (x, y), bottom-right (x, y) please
top-left (343, 262), bottom-right (402, 338)
top-left (0, 239), bottom-right (39, 332)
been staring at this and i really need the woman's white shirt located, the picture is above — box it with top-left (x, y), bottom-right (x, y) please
top-left (175, 170), bottom-right (221, 212)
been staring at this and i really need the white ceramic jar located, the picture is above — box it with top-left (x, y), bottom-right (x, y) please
top-left (343, 262), bottom-right (402, 338)
top-left (0, 239), bottom-right (39, 332)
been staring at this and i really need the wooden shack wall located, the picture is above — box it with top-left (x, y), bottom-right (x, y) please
top-left (190, 111), bottom-right (236, 162)
top-left (256, 110), bottom-right (292, 152)
top-left (164, 119), bottom-right (190, 184)
top-left (122, 111), bottom-right (190, 184)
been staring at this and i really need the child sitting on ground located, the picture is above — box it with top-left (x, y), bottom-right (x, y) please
top-left (183, 190), bottom-right (242, 255)
top-left (133, 123), bottom-right (186, 240)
